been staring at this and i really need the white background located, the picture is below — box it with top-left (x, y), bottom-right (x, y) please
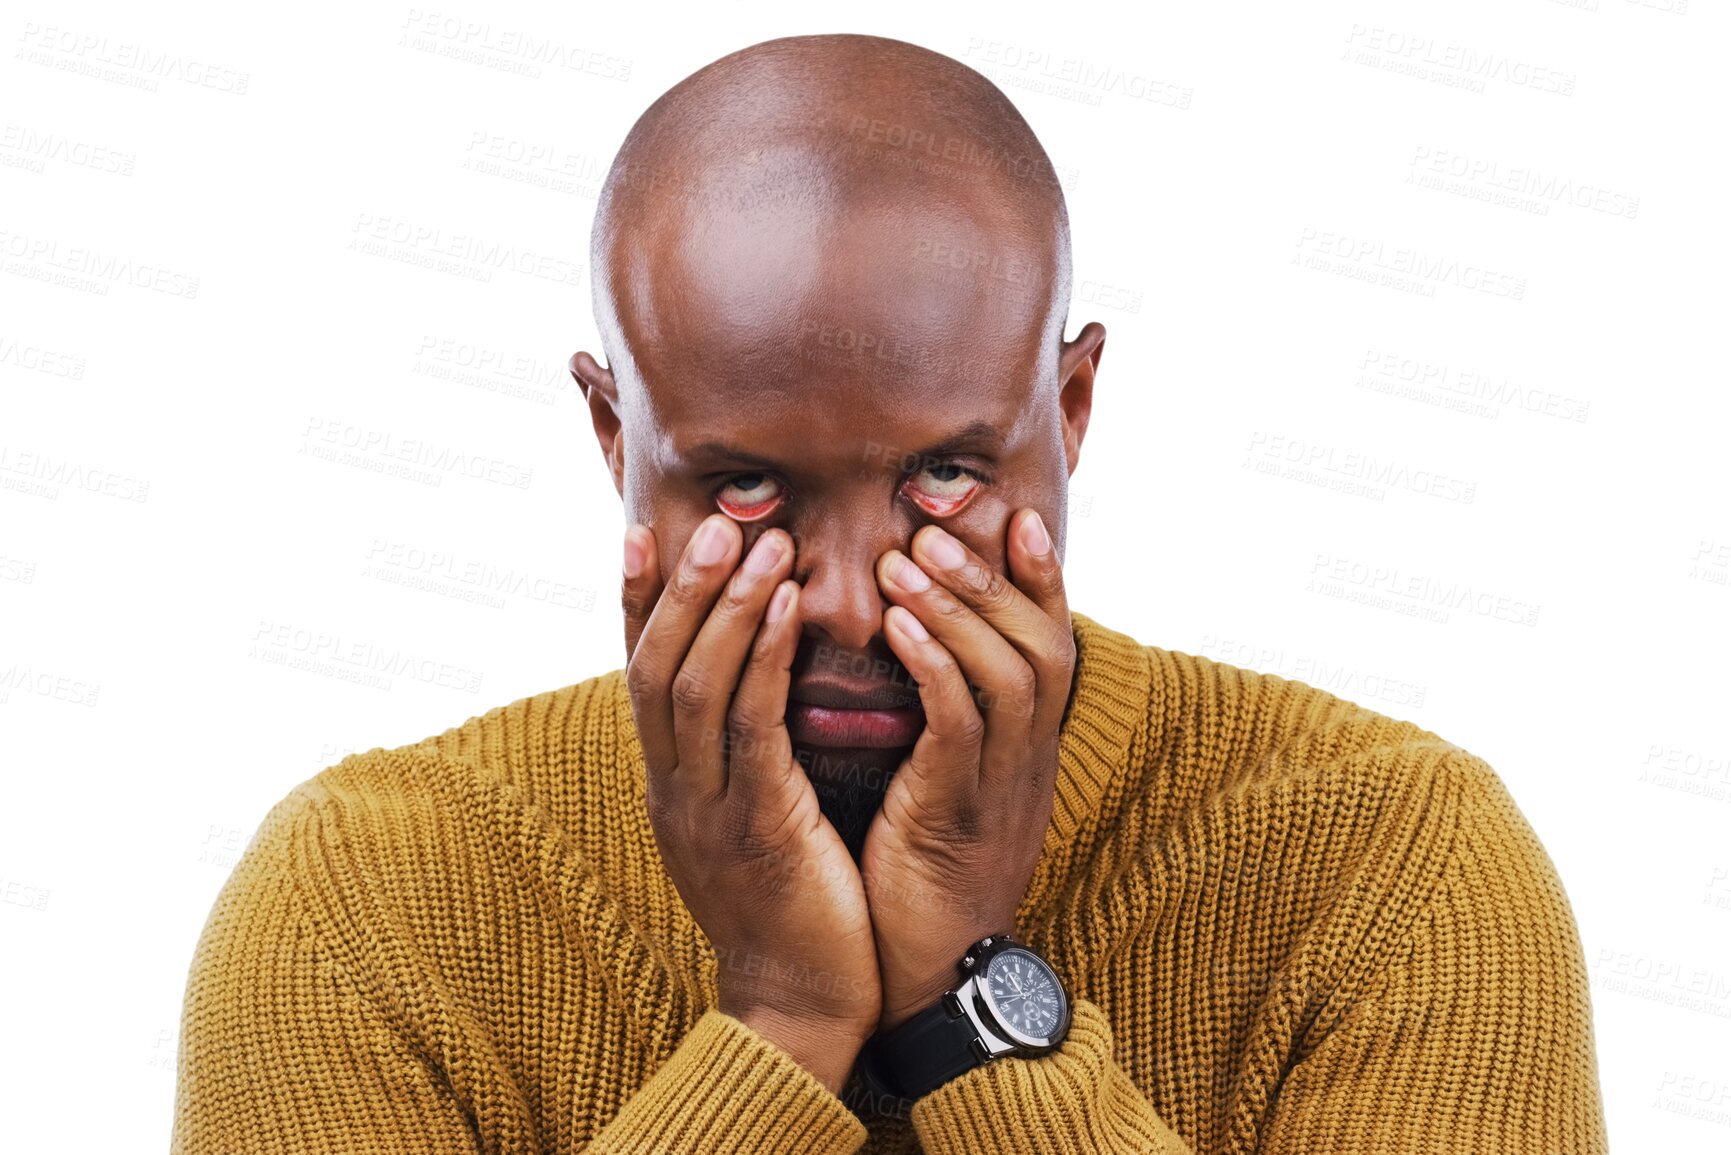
top-left (3, 0), bottom-right (1728, 1148)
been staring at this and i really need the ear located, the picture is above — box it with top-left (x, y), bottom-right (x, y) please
top-left (1055, 321), bottom-right (1104, 478)
top-left (569, 351), bottom-right (625, 499)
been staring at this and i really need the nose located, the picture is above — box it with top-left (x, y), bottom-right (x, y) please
top-left (789, 517), bottom-right (893, 654)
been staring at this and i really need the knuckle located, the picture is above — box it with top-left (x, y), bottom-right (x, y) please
top-left (666, 561), bottom-right (710, 604)
top-left (669, 667), bottom-right (711, 716)
top-left (726, 695), bottom-right (774, 740)
top-left (620, 575), bottom-right (650, 614)
top-left (934, 704), bottom-right (986, 747)
top-left (971, 564), bottom-right (1012, 606)
top-left (715, 574), bottom-right (756, 620)
top-left (930, 646), bottom-right (966, 685)
top-left (1044, 623), bottom-right (1077, 670)
top-left (625, 654), bottom-right (661, 702)
top-left (990, 667), bottom-right (1036, 720)
top-left (932, 595), bottom-right (973, 629)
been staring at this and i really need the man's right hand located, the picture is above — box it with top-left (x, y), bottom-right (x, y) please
top-left (620, 513), bottom-right (883, 1094)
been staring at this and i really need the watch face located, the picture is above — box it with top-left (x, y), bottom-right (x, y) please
top-left (982, 947), bottom-right (1066, 1044)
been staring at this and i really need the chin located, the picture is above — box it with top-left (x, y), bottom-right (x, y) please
top-left (793, 742), bottom-right (906, 794)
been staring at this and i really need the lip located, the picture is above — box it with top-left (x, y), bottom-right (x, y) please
top-left (786, 678), bottom-right (924, 748)
top-left (786, 701), bottom-right (925, 748)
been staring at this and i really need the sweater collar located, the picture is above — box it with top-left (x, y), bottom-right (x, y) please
top-left (1045, 608), bottom-right (1152, 844)
top-left (611, 608), bottom-right (1149, 848)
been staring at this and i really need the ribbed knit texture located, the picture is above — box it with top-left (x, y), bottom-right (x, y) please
top-left (171, 610), bottom-right (1608, 1153)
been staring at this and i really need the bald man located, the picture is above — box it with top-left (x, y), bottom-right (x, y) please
top-left (172, 33), bottom-right (1609, 1155)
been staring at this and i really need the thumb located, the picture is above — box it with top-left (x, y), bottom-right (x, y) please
top-left (621, 524), bottom-right (661, 664)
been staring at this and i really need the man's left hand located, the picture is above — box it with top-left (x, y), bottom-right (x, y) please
top-left (862, 507), bottom-right (1077, 1033)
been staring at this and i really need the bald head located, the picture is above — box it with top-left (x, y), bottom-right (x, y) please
top-left (589, 33), bottom-right (1072, 396)
top-left (569, 31), bottom-right (1104, 713)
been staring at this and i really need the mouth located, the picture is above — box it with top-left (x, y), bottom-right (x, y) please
top-left (787, 678), bottom-right (924, 748)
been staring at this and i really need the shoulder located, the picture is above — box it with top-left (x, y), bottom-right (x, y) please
top-left (405, 666), bottom-right (630, 793)
top-left (1081, 612), bottom-right (1462, 803)
top-left (223, 667), bottom-right (634, 923)
top-left (262, 668), bottom-right (637, 847)
top-left (263, 664), bottom-right (650, 914)
top-left (1138, 634), bottom-right (1564, 938)
top-left (1090, 616), bottom-right (1516, 891)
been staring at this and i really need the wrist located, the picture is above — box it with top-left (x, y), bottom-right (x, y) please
top-left (860, 934), bottom-right (1074, 1103)
top-left (731, 1005), bottom-right (870, 1096)
top-left (879, 972), bottom-right (959, 1033)
top-left (878, 923), bottom-right (1008, 1032)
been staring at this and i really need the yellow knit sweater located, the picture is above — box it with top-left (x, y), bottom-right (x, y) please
top-left (171, 610), bottom-right (1609, 1153)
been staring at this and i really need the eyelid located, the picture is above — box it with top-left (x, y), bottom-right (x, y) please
top-left (713, 470), bottom-right (788, 522)
top-left (902, 459), bottom-right (988, 516)
top-left (711, 458), bottom-right (990, 519)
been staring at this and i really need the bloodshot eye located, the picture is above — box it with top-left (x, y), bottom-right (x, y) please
top-left (716, 473), bottom-right (784, 521)
top-left (903, 460), bottom-right (985, 516)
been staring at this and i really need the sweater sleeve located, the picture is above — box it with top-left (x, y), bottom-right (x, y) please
top-left (587, 1010), bottom-right (867, 1153)
top-left (909, 997), bottom-right (1194, 1153)
top-left (1256, 767), bottom-right (1610, 1154)
top-left (171, 785), bottom-right (868, 1155)
top-left (171, 888), bottom-right (867, 1152)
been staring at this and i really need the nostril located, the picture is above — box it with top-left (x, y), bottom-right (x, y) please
top-left (793, 581), bottom-right (885, 654)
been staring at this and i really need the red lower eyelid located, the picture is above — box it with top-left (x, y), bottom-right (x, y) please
top-left (718, 497), bottom-right (781, 520)
top-left (721, 486), bottom-right (977, 519)
top-left (909, 486), bottom-right (979, 516)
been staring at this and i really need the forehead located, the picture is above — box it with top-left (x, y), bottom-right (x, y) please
top-left (615, 155), bottom-right (1058, 460)
top-left (658, 380), bottom-right (1032, 480)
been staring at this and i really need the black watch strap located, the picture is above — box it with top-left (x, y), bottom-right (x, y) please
top-left (857, 991), bottom-right (986, 1102)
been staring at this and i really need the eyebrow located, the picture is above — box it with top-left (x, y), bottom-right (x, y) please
top-left (678, 419), bottom-right (1007, 469)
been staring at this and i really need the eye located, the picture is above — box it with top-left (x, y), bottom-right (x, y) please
top-left (904, 459), bottom-right (987, 516)
top-left (715, 472), bottom-right (785, 521)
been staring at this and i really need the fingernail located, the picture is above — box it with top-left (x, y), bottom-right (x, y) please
top-left (1020, 511), bottom-right (1051, 557)
top-left (890, 552), bottom-right (931, 592)
top-left (766, 582), bottom-right (794, 623)
top-left (745, 532), bottom-right (785, 574)
top-left (892, 606), bottom-right (929, 641)
top-left (692, 517), bottom-right (730, 567)
top-left (623, 527), bottom-right (646, 580)
top-left (919, 527), bottom-right (966, 570)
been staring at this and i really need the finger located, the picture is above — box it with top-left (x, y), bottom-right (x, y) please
top-left (672, 528), bottom-right (795, 798)
top-left (910, 519), bottom-right (1073, 738)
top-left (621, 523), bottom-right (677, 777)
top-left (622, 523), bottom-right (661, 665)
top-left (1006, 508), bottom-right (1070, 626)
top-left (1003, 508), bottom-right (1076, 739)
top-left (724, 576), bottom-right (804, 810)
top-left (624, 514), bottom-right (741, 785)
top-left (877, 543), bottom-right (1031, 774)
top-left (880, 604), bottom-right (985, 818)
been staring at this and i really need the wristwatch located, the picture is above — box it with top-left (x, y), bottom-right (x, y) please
top-left (855, 932), bottom-right (1071, 1103)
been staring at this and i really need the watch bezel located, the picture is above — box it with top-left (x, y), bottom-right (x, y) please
top-left (961, 936), bottom-right (1071, 1052)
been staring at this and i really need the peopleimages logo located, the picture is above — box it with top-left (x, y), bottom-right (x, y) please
top-left (14, 22), bottom-right (250, 94)
top-left (1294, 228), bottom-right (1526, 300)
top-left (1342, 25), bottom-right (1576, 96)
top-left (300, 417), bottom-right (534, 490)
top-left (1408, 146), bottom-right (1639, 220)
top-left (0, 229), bottom-right (199, 298)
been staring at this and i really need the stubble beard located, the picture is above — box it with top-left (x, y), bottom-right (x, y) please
top-left (797, 746), bottom-right (902, 863)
